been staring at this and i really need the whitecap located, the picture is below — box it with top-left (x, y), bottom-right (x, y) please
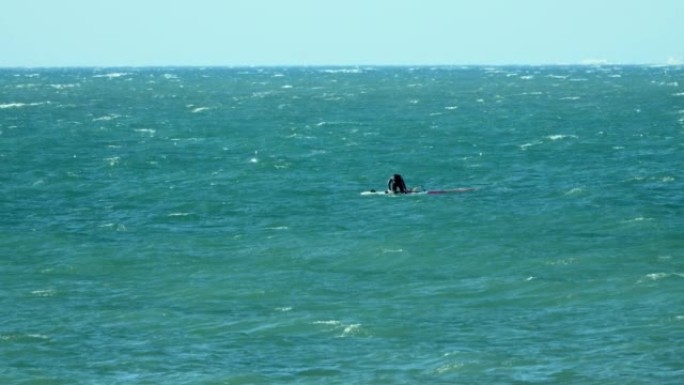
top-left (26, 334), bottom-right (51, 340)
top-left (546, 258), bottom-right (576, 266)
top-left (0, 103), bottom-right (24, 109)
top-left (560, 96), bottom-right (581, 100)
top-left (50, 83), bottom-right (80, 89)
top-left (93, 72), bottom-right (128, 79)
top-left (444, 106), bottom-right (459, 110)
top-left (104, 156), bottom-right (120, 166)
top-left (134, 128), bottom-right (156, 136)
top-left (305, 150), bottom-right (327, 157)
top-left (627, 217), bottom-right (653, 222)
top-left (93, 114), bottom-right (120, 121)
top-left (519, 141), bottom-right (542, 150)
top-left (312, 320), bottom-right (363, 337)
top-left (382, 248), bottom-right (404, 253)
top-left (320, 68), bottom-right (363, 74)
top-left (565, 187), bottom-right (584, 195)
top-left (341, 324), bottom-right (362, 337)
top-left (191, 107), bottom-right (210, 113)
top-left (435, 362), bottom-right (465, 374)
top-left (168, 212), bottom-right (192, 217)
top-left (313, 320), bottom-right (341, 326)
top-left (546, 134), bottom-right (577, 141)
top-left (31, 289), bottom-right (56, 297)
top-left (638, 272), bottom-right (684, 284)
top-left (0, 333), bottom-right (50, 341)
top-left (643, 273), bottom-right (669, 281)
top-left (0, 102), bottom-right (47, 109)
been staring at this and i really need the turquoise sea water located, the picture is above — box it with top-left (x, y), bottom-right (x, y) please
top-left (1, 66), bottom-right (683, 384)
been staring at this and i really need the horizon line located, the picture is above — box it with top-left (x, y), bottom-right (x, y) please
top-left (2, 61), bottom-right (683, 70)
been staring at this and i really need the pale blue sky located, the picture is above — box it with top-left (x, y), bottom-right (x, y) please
top-left (1, 0), bottom-right (683, 67)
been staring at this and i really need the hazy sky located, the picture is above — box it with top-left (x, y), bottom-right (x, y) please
top-left (1, 0), bottom-right (683, 67)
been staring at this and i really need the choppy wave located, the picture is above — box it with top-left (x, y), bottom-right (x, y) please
top-left (2, 66), bottom-right (683, 385)
top-left (0, 101), bottom-right (49, 109)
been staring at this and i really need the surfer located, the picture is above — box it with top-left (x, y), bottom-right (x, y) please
top-left (387, 174), bottom-right (409, 194)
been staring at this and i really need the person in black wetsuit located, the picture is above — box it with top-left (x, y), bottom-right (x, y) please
top-left (387, 174), bottom-right (409, 193)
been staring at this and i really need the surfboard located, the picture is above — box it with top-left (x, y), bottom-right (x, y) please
top-left (361, 188), bottom-right (476, 196)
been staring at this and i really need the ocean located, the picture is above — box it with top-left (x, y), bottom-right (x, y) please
top-left (1, 66), bottom-right (683, 384)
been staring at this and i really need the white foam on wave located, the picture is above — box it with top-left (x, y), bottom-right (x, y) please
top-left (168, 212), bottom-right (192, 217)
top-left (639, 272), bottom-right (684, 283)
top-left (50, 83), bottom-right (80, 89)
top-left (99, 223), bottom-right (127, 231)
top-left (134, 128), bottom-right (156, 136)
top-left (320, 67), bottom-right (363, 74)
top-left (31, 289), bottom-right (57, 297)
top-left (521, 134), bottom-right (577, 150)
top-left (564, 187), bottom-right (584, 195)
top-left (382, 248), bottom-right (404, 253)
top-left (191, 107), bottom-right (210, 113)
top-left (435, 361), bottom-right (465, 374)
top-left (519, 140), bottom-right (543, 150)
top-left (546, 134), bottom-right (578, 141)
top-left (267, 226), bottom-right (289, 230)
top-left (625, 216), bottom-right (654, 223)
top-left (0, 333), bottom-right (50, 341)
top-left (312, 320), bottom-right (363, 337)
top-left (0, 101), bottom-right (48, 109)
top-left (104, 156), bottom-right (121, 166)
top-left (93, 114), bottom-right (121, 122)
top-left (546, 257), bottom-right (576, 266)
top-left (93, 72), bottom-right (129, 79)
